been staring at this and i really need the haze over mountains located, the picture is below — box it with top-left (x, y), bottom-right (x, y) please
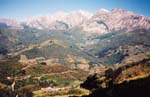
top-left (0, 9), bottom-right (150, 33)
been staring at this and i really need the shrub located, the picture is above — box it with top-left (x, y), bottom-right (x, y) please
top-left (68, 88), bottom-right (84, 95)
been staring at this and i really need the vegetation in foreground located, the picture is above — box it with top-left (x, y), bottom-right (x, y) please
top-left (0, 60), bottom-right (89, 97)
top-left (81, 59), bottom-right (150, 97)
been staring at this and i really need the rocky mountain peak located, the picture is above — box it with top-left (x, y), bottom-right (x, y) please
top-left (0, 18), bottom-right (23, 29)
top-left (0, 9), bottom-right (150, 32)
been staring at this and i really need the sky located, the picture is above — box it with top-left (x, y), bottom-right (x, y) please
top-left (0, 0), bottom-right (150, 20)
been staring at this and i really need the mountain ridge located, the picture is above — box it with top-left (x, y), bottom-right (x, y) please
top-left (0, 8), bottom-right (150, 67)
top-left (0, 8), bottom-right (150, 33)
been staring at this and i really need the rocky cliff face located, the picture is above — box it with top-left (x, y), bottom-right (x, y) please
top-left (0, 9), bottom-right (150, 33)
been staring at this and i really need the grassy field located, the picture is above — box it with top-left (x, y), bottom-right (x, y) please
top-left (0, 60), bottom-right (90, 97)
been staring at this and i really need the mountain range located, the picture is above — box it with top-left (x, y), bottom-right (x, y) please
top-left (0, 8), bottom-right (150, 67)
top-left (0, 9), bottom-right (150, 33)
top-left (0, 8), bottom-right (150, 97)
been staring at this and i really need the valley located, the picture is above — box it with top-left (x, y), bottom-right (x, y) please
top-left (0, 8), bottom-right (150, 97)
